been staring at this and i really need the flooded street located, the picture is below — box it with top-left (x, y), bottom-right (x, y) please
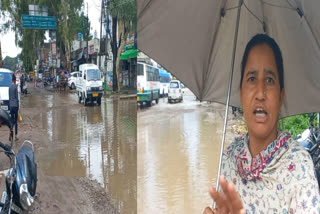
top-left (20, 85), bottom-right (137, 213)
top-left (138, 89), bottom-right (243, 213)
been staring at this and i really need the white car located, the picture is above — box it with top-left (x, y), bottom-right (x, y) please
top-left (0, 68), bottom-right (14, 114)
top-left (68, 71), bottom-right (80, 89)
top-left (168, 80), bottom-right (184, 103)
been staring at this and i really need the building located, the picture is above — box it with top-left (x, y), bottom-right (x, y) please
top-left (119, 33), bottom-right (137, 88)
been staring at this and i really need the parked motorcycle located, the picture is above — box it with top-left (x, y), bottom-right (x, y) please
top-left (0, 109), bottom-right (37, 214)
top-left (296, 113), bottom-right (320, 187)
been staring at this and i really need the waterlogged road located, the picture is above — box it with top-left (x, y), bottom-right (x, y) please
top-left (19, 85), bottom-right (137, 213)
top-left (138, 89), bottom-right (242, 213)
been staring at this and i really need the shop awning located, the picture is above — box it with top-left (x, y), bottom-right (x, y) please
top-left (120, 49), bottom-right (137, 60)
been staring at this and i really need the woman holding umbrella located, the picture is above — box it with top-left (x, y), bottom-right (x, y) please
top-left (204, 34), bottom-right (320, 213)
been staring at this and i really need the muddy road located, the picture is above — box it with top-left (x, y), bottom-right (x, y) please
top-left (0, 83), bottom-right (137, 214)
top-left (137, 89), bottom-right (246, 213)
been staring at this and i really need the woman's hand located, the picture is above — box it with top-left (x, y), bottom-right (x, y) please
top-left (203, 176), bottom-right (245, 214)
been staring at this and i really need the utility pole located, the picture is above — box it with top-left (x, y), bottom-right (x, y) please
top-left (86, 2), bottom-right (89, 63)
top-left (0, 41), bottom-right (2, 68)
top-left (105, 0), bottom-right (110, 92)
top-left (99, 0), bottom-right (103, 69)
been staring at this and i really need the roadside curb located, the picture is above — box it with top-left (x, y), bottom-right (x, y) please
top-left (119, 94), bottom-right (137, 99)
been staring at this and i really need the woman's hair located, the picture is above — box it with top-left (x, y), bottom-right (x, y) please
top-left (240, 34), bottom-right (284, 91)
top-left (12, 74), bottom-right (16, 81)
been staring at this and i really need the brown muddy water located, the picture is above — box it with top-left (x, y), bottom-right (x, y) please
top-left (23, 92), bottom-right (137, 214)
top-left (138, 93), bottom-right (241, 214)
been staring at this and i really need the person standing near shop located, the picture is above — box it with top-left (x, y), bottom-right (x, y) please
top-left (9, 74), bottom-right (19, 141)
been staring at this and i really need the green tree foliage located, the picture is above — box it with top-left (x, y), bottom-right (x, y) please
top-left (74, 12), bottom-right (92, 41)
top-left (279, 114), bottom-right (319, 138)
top-left (1, 0), bottom-right (85, 71)
top-left (108, 0), bottom-right (137, 92)
top-left (1, 0), bottom-right (45, 71)
top-left (2, 55), bottom-right (20, 71)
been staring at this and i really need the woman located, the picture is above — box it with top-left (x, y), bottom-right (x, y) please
top-left (204, 34), bottom-right (320, 213)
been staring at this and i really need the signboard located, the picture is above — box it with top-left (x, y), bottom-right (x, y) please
top-left (124, 34), bottom-right (136, 51)
top-left (29, 4), bottom-right (48, 16)
top-left (88, 39), bottom-right (100, 55)
top-left (22, 15), bottom-right (56, 29)
top-left (89, 44), bottom-right (95, 55)
top-left (52, 43), bottom-right (56, 55)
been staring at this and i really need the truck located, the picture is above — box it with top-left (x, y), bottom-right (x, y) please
top-left (76, 64), bottom-right (103, 106)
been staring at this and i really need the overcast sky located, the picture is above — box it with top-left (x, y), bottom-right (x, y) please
top-left (0, 0), bottom-right (102, 59)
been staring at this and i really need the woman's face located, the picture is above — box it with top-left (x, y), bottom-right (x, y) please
top-left (240, 44), bottom-right (285, 139)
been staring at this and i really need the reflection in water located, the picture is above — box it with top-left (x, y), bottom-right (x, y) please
top-left (47, 95), bottom-right (53, 141)
top-left (27, 92), bottom-right (137, 214)
top-left (138, 103), bottom-right (225, 213)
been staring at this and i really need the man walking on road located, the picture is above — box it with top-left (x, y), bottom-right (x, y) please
top-left (9, 74), bottom-right (19, 141)
top-left (20, 74), bottom-right (25, 94)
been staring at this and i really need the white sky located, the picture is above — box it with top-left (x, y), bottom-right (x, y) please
top-left (85, 0), bottom-right (102, 37)
top-left (0, 31), bottom-right (21, 58)
top-left (1, 0), bottom-right (102, 59)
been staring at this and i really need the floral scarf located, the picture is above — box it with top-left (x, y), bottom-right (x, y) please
top-left (234, 131), bottom-right (291, 181)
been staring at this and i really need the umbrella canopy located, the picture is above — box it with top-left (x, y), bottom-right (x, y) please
top-left (138, 0), bottom-right (320, 118)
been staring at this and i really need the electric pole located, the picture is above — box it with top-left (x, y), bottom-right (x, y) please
top-left (105, 0), bottom-right (110, 92)
top-left (86, 2), bottom-right (89, 63)
top-left (99, 0), bottom-right (103, 69)
top-left (0, 41), bottom-right (2, 68)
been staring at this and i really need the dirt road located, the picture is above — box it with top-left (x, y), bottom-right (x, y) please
top-left (0, 83), bottom-right (136, 214)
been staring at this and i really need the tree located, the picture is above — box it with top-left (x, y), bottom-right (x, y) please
top-left (2, 55), bottom-right (20, 71)
top-left (0, 1), bottom-right (15, 68)
top-left (75, 12), bottom-right (93, 42)
top-left (1, 0), bottom-right (84, 72)
top-left (1, 0), bottom-right (46, 71)
top-left (38, 0), bottom-right (84, 71)
top-left (108, 0), bottom-right (136, 92)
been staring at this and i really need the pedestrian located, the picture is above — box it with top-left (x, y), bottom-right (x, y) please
top-left (9, 74), bottom-right (19, 141)
top-left (20, 74), bottom-right (25, 93)
top-left (34, 75), bottom-right (37, 88)
top-left (204, 34), bottom-right (320, 213)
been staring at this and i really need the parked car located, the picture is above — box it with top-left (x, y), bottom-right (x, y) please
top-left (68, 71), bottom-right (80, 90)
top-left (168, 80), bottom-right (184, 103)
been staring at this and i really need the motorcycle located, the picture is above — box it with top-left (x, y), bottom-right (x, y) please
top-left (0, 109), bottom-right (37, 214)
top-left (296, 113), bottom-right (320, 187)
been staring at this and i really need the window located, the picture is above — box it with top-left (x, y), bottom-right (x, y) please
top-left (145, 65), bottom-right (160, 82)
top-left (154, 68), bottom-right (159, 81)
top-left (160, 76), bottom-right (170, 83)
top-left (146, 66), bottom-right (153, 81)
top-left (87, 69), bottom-right (100, 80)
top-left (170, 82), bottom-right (179, 88)
top-left (0, 72), bottom-right (12, 87)
top-left (137, 64), bottom-right (144, 76)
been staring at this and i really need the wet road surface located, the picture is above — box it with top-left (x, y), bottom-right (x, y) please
top-left (22, 88), bottom-right (137, 214)
top-left (138, 89), bottom-right (241, 213)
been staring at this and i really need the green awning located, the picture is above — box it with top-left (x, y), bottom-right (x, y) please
top-left (120, 49), bottom-right (137, 60)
